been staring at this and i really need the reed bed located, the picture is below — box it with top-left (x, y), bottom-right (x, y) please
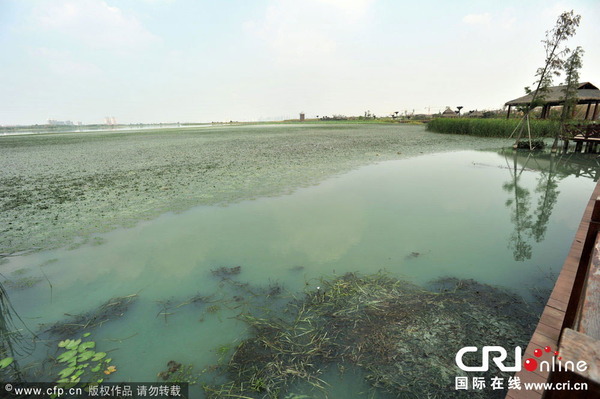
top-left (427, 118), bottom-right (560, 138)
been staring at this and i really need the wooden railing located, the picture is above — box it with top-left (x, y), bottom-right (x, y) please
top-left (563, 123), bottom-right (600, 140)
top-left (562, 124), bottom-right (600, 153)
top-left (507, 183), bottom-right (600, 399)
top-left (544, 197), bottom-right (600, 398)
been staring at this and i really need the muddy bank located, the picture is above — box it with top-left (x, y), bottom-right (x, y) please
top-left (0, 124), bottom-right (508, 254)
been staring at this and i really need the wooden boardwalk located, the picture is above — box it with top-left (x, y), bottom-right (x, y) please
top-left (562, 124), bottom-right (600, 154)
top-left (507, 180), bottom-right (600, 398)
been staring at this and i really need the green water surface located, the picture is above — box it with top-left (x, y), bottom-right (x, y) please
top-left (2, 148), bottom-right (598, 397)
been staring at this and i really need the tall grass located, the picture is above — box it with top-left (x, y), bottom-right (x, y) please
top-left (427, 118), bottom-right (560, 138)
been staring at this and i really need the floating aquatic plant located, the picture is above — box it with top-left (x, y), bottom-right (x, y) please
top-left (55, 333), bottom-right (115, 387)
top-left (201, 272), bottom-right (537, 398)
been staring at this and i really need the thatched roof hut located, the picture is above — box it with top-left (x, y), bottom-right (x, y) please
top-left (505, 82), bottom-right (600, 120)
top-left (441, 107), bottom-right (457, 118)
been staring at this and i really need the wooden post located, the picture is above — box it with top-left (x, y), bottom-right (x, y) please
top-left (506, 105), bottom-right (512, 119)
top-left (585, 103), bottom-right (592, 120)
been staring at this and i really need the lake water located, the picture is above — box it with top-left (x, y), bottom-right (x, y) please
top-left (2, 148), bottom-right (598, 397)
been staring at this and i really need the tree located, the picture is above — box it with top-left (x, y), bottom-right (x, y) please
top-left (551, 46), bottom-right (584, 151)
top-left (512, 10), bottom-right (581, 150)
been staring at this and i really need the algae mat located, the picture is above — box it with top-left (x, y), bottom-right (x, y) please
top-left (0, 124), bottom-right (509, 255)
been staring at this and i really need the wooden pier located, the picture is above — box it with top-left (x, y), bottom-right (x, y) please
top-left (507, 181), bottom-right (600, 398)
top-left (562, 124), bottom-right (600, 153)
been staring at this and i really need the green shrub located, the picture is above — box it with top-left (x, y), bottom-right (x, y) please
top-left (426, 118), bottom-right (560, 138)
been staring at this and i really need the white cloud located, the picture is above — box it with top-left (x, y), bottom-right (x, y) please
top-left (542, 3), bottom-right (571, 20)
top-left (31, 47), bottom-right (102, 76)
top-left (33, 0), bottom-right (159, 50)
top-left (317, 0), bottom-right (374, 22)
top-left (462, 12), bottom-right (492, 26)
top-left (244, 0), bottom-right (373, 65)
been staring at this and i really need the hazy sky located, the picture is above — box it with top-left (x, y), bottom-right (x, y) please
top-left (1, 0), bottom-right (599, 125)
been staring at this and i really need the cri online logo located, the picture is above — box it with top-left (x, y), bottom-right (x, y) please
top-left (455, 346), bottom-right (588, 373)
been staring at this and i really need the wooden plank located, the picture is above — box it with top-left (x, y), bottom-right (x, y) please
top-left (508, 370), bottom-right (546, 398)
top-left (552, 279), bottom-right (576, 295)
top-left (534, 321), bottom-right (561, 342)
top-left (538, 311), bottom-right (563, 331)
top-left (550, 285), bottom-right (574, 301)
top-left (542, 305), bottom-right (565, 321)
top-left (506, 389), bottom-right (542, 399)
top-left (557, 328), bottom-right (600, 385)
top-left (559, 262), bottom-right (579, 274)
top-left (579, 234), bottom-right (600, 339)
top-left (530, 331), bottom-right (557, 349)
top-left (547, 297), bottom-right (568, 312)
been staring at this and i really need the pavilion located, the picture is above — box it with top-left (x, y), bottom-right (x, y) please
top-left (505, 82), bottom-right (600, 120)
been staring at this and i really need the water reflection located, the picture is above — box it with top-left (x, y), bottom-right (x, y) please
top-left (503, 153), bottom-right (535, 261)
top-left (503, 150), bottom-right (600, 261)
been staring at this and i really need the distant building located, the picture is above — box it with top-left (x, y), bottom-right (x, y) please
top-left (441, 107), bottom-right (458, 118)
top-left (105, 116), bottom-right (117, 126)
top-left (48, 119), bottom-right (74, 126)
top-left (467, 110), bottom-right (484, 118)
top-left (505, 82), bottom-right (600, 120)
top-left (299, 112), bottom-right (305, 121)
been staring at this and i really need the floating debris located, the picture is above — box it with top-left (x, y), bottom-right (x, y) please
top-left (157, 361), bottom-right (198, 385)
top-left (9, 268), bottom-right (28, 277)
top-left (211, 266), bottom-right (242, 278)
top-left (202, 272), bottom-right (537, 398)
top-left (405, 250), bottom-right (431, 260)
top-left (289, 266), bottom-right (305, 272)
top-left (183, 293), bottom-right (213, 306)
top-left (43, 294), bottom-right (138, 336)
top-left (156, 293), bottom-right (215, 322)
top-left (158, 360), bottom-right (182, 380)
top-left (206, 305), bottom-right (220, 314)
top-left (256, 281), bottom-right (284, 298)
top-left (3, 276), bottom-right (43, 290)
